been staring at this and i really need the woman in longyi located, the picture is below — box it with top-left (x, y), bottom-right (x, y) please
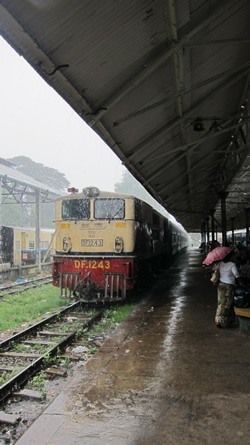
top-left (215, 251), bottom-right (244, 328)
top-left (203, 247), bottom-right (244, 328)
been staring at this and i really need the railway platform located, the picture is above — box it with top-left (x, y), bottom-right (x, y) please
top-left (16, 249), bottom-right (250, 445)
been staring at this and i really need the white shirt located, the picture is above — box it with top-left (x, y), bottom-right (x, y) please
top-left (219, 261), bottom-right (240, 285)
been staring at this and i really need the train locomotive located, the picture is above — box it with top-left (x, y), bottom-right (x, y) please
top-left (52, 187), bottom-right (189, 302)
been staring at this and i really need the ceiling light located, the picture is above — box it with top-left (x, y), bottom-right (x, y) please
top-left (193, 118), bottom-right (204, 131)
top-left (209, 120), bottom-right (223, 132)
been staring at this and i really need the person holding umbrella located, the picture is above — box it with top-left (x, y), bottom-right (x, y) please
top-left (203, 247), bottom-right (244, 328)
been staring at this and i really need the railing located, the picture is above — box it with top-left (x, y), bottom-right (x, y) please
top-left (104, 273), bottom-right (126, 300)
top-left (60, 272), bottom-right (81, 298)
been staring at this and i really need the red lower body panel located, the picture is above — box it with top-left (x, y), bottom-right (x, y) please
top-left (53, 255), bottom-right (135, 293)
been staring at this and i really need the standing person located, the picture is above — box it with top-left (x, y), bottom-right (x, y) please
top-left (215, 251), bottom-right (244, 328)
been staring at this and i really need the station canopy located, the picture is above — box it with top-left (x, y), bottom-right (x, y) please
top-left (0, 158), bottom-right (61, 203)
top-left (1, 0), bottom-right (249, 232)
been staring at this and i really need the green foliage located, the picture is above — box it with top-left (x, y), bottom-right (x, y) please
top-left (0, 367), bottom-right (23, 386)
top-left (75, 327), bottom-right (84, 338)
top-left (115, 168), bottom-right (171, 217)
top-left (1, 155), bottom-right (70, 228)
top-left (59, 356), bottom-right (71, 368)
top-left (0, 191), bottom-right (55, 228)
top-left (10, 342), bottom-right (51, 354)
top-left (0, 371), bottom-right (9, 386)
top-left (94, 304), bottom-right (135, 334)
top-left (8, 156), bottom-right (70, 192)
top-left (58, 324), bottom-right (75, 333)
top-left (114, 168), bottom-right (146, 198)
top-left (0, 192), bottom-right (26, 227)
top-left (11, 343), bottom-right (30, 352)
top-left (105, 304), bottom-right (135, 324)
top-left (0, 285), bottom-right (69, 332)
top-left (28, 371), bottom-right (47, 391)
top-left (43, 352), bottom-right (54, 367)
top-left (42, 350), bottom-right (63, 368)
top-left (88, 345), bottom-right (98, 354)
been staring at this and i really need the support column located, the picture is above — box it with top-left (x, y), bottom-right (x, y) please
top-left (231, 217), bottom-right (235, 245)
top-left (245, 208), bottom-right (250, 246)
top-left (215, 225), bottom-right (218, 242)
top-left (0, 178), bottom-right (2, 263)
top-left (206, 217), bottom-right (210, 245)
top-left (35, 190), bottom-right (41, 273)
top-left (201, 220), bottom-right (206, 245)
top-left (219, 192), bottom-right (227, 246)
top-left (210, 210), bottom-right (215, 242)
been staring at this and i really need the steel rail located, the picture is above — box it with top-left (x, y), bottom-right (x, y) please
top-left (0, 276), bottom-right (53, 298)
top-left (0, 309), bottom-right (104, 403)
top-left (0, 302), bottom-right (81, 350)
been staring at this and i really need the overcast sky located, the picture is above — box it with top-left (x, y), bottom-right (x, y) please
top-left (0, 37), bottom-right (125, 191)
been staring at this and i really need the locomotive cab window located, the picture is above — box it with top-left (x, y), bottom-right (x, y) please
top-left (62, 199), bottom-right (90, 220)
top-left (94, 199), bottom-right (125, 219)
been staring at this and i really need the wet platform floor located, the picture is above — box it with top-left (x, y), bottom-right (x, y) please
top-left (16, 249), bottom-right (250, 445)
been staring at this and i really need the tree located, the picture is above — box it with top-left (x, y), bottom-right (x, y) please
top-left (0, 156), bottom-right (70, 228)
top-left (8, 156), bottom-right (70, 192)
top-left (115, 168), bottom-right (172, 218)
top-left (115, 169), bottom-right (147, 198)
top-left (0, 194), bottom-right (23, 226)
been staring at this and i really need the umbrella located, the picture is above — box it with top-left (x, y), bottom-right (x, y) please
top-left (202, 246), bottom-right (233, 266)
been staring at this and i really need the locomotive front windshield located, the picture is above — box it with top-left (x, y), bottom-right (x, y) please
top-left (94, 199), bottom-right (125, 219)
top-left (62, 199), bottom-right (90, 220)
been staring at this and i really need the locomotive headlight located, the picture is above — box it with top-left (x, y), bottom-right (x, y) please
top-left (63, 236), bottom-right (72, 252)
top-left (82, 187), bottom-right (99, 197)
top-left (115, 236), bottom-right (124, 253)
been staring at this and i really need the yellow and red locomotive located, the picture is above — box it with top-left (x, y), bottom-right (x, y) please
top-left (52, 187), bottom-right (189, 302)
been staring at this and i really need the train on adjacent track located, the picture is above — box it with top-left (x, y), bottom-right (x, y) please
top-left (0, 225), bottom-right (55, 269)
top-left (227, 229), bottom-right (249, 246)
top-left (52, 187), bottom-right (189, 303)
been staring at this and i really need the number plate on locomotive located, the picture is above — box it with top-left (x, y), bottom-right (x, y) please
top-left (81, 239), bottom-right (103, 247)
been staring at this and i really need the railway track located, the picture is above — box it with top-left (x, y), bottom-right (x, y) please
top-left (0, 276), bottom-right (53, 298)
top-left (0, 302), bottom-right (104, 404)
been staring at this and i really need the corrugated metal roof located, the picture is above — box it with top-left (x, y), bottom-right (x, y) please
top-left (0, 162), bottom-right (61, 199)
top-left (0, 0), bottom-right (249, 232)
